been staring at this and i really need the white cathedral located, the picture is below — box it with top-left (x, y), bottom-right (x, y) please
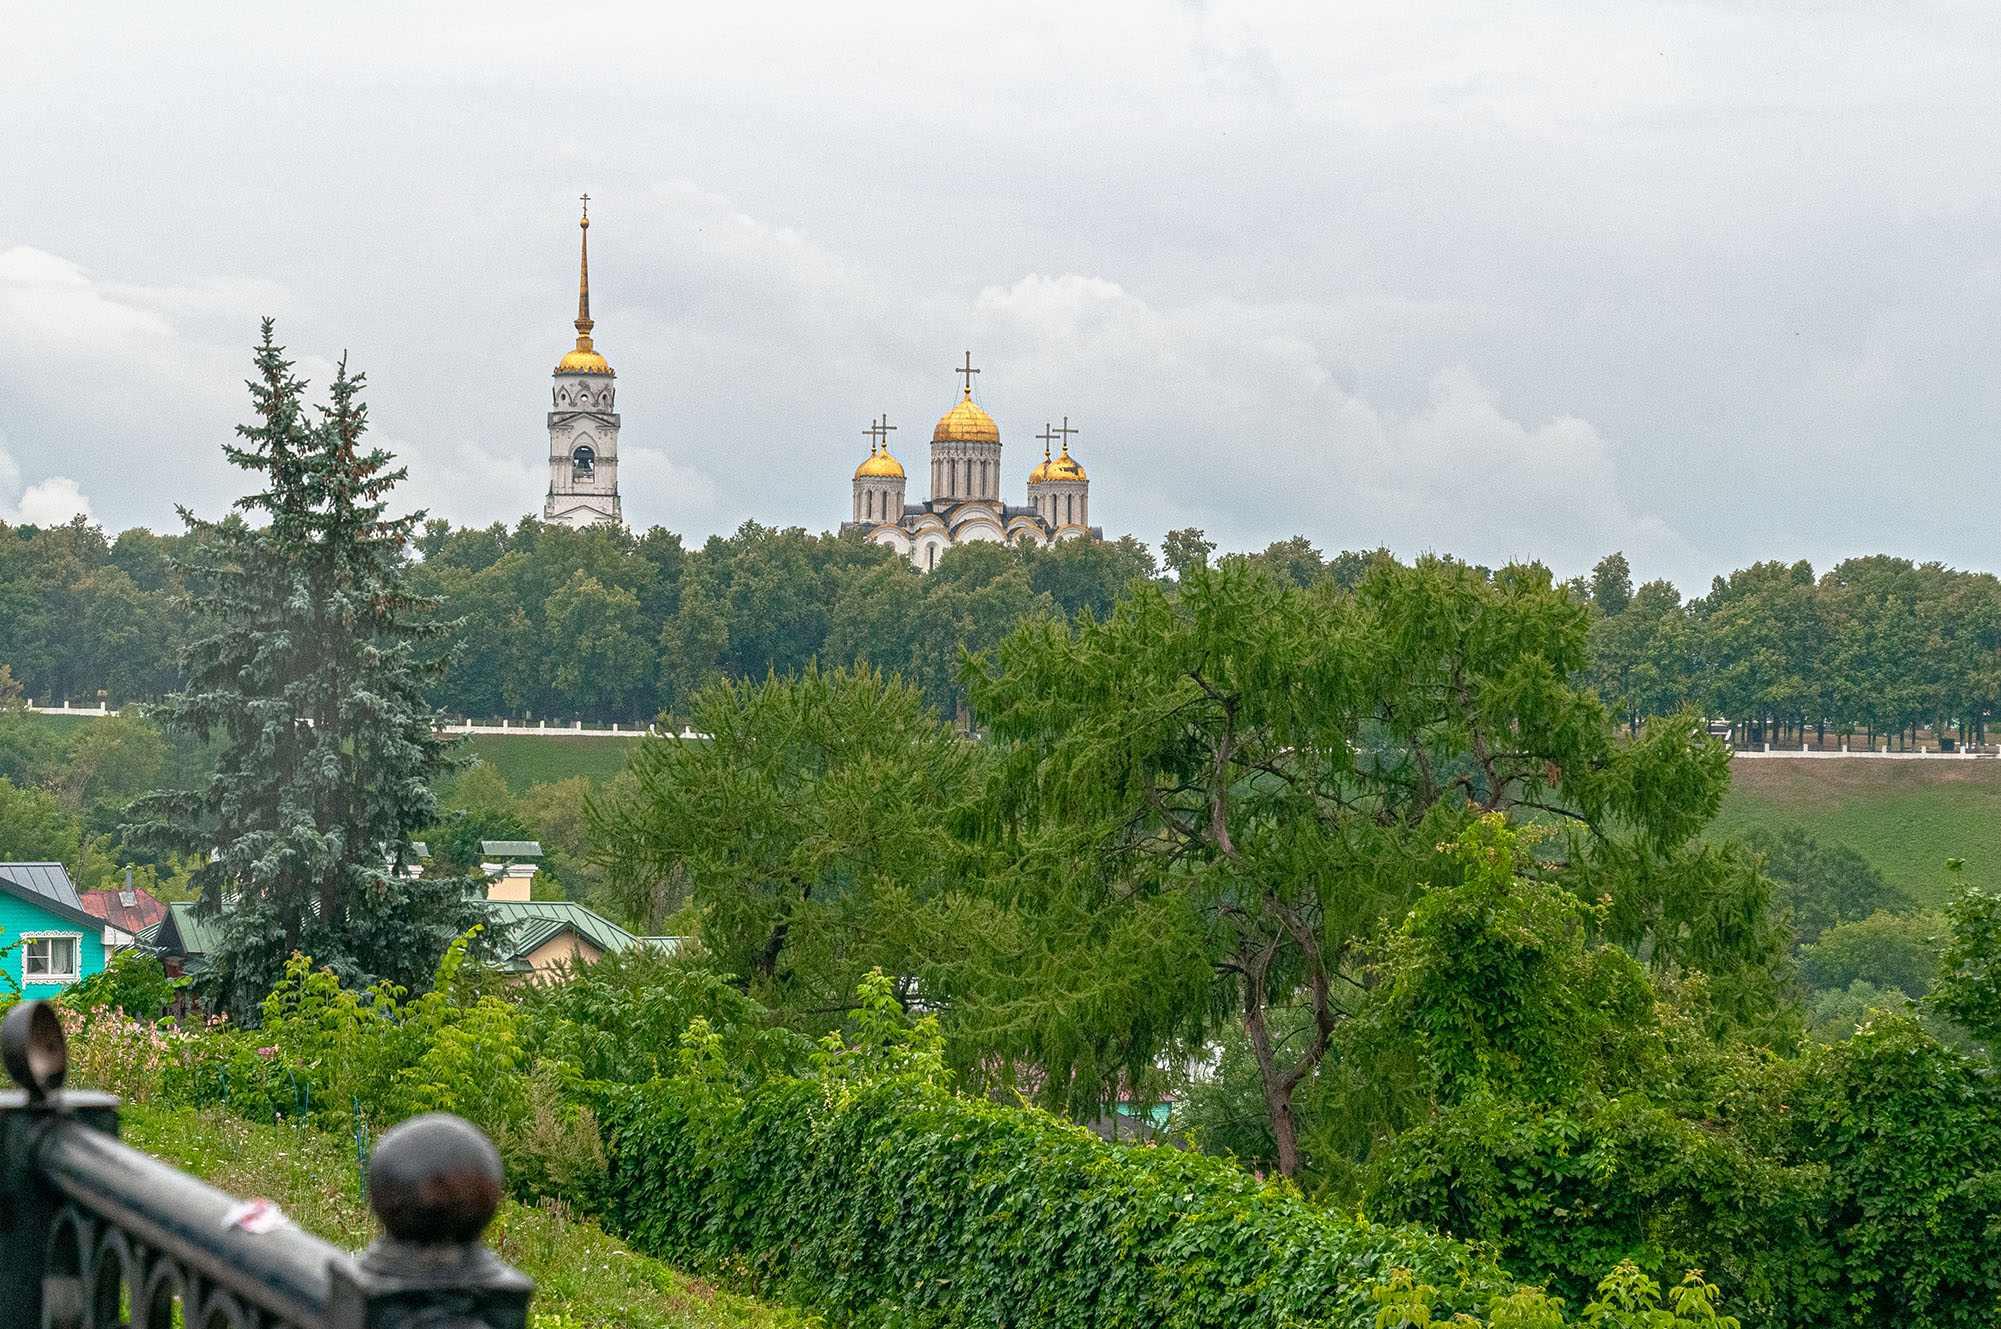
top-left (841, 357), bottom-right (1098, 570)
top-left (538, 205), bottom-right (1099, 565)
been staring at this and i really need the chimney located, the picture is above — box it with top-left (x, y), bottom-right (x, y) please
top-left (487, 863), bottom-right (536, 902)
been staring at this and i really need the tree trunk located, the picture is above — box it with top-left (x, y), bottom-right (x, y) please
top-left (1241, 987), bottom-right (1303, 1178)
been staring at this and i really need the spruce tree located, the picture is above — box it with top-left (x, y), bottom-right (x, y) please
top-left (130, 322), bottom-right (480, 1014)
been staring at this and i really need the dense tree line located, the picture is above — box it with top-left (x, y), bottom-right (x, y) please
top-left (9, 502), bottom-right (2001, 749)
top-left (0, 513), bottom-right (1152, 724)
top-left (1581, 551), bottom-right (2001, 748)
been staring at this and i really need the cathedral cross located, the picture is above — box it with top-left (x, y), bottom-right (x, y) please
top-left (1036, 423), bottom-right (1058, 458)
top-left (866, 416), bottom-right (896, 453)
top-left (580, 193), bottom-right (590, 219)
top-left (1055, 416), bottom-right (1078, 453)
top-left (955, 351), bottom-right (980, 396)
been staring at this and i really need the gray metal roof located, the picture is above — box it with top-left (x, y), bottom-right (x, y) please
top-left (0, 862), bottom-right (99, 929)
top-left (479, 840), bottom-right (542, 858)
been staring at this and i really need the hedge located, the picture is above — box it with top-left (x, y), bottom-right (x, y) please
top-left (595, 1075), bottom-right (1524, 1328)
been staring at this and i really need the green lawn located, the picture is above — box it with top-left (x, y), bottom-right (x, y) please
top-left (121, 1104), bottom-right (806, 1329)
top-left (1711, 758), bottom-right (2001, 906)
top-left (467, 735), bottom-right (637, 791)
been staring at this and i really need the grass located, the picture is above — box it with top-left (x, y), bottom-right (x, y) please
top-left (467, 735), bottom-right (637, 792)
top-left (1711, 757), bottom-right (2001, 907)
top-left (121, 1104), bottom-right (811, 1329)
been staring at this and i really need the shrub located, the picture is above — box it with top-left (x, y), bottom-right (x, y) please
top-left (595, 988), bottom-right (1528, 1329)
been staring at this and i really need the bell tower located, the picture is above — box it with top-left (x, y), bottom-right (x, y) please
top-left (544, 196), bottom-right (623, 528)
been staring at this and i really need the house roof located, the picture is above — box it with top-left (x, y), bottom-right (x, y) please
top-left (147, 897), bottom-right (641, 968)
top-left (78, 886), bottom-right (169, 936)
top-left (0, 862), bottom-right (101, 930)
top-left (481, 900), bottom-right (637, 960)
top-left (148, 901), bottom-right (226, 959)
top-left (479, 840), bottom-right (542, 858)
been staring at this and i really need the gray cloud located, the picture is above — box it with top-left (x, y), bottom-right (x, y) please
top-left (4, 1), bottom-right (2001, 592)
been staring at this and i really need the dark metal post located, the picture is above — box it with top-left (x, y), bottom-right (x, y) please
top-left (1, 1001), bottom-right (119, 1326)
top-left (1, 1000), bottom-right (534, 1328)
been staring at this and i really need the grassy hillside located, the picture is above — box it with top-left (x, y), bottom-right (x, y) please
top-left (123, 1105), bottom-right (804, 1329)
top-left (1712, 758), bottom-right (2001, 906)
top-left (466, 735), bottom-right (636, 791)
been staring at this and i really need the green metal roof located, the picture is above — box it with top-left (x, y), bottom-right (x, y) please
top-left (480, 900), bottom-right (637, 959)
top-left (155, 902), bottom-right (226, 957)
top-left (479, 841), bottom-right (542, 858)
top-left (146, 896), bottom-right (639, 968)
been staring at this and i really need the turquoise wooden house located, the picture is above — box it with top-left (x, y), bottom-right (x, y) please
top-left (0, 862), bottom-right (109, 995)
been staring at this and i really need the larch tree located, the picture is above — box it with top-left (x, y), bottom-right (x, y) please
top-left (129, 322), bottom-right (480, 1015)
top-left (960, 555), bottom-right (1776, 1178)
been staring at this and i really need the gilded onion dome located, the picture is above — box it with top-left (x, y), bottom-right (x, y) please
top-left (856, 444), bottom-right (906, 479)
top-left (1028, 444), bottom-right (1052, 484)
top-left (1046, 444), bottom-right (1086, 482)
top-left (933, 390), bottom-right (1000, 443)
top-left (557, 205), bottom-right (614, 376)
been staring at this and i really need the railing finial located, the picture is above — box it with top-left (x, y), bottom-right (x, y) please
top-left (366, 1112), bottom-right (505, 1245)
top-left (1, 1000), bottom-right (68, 1103)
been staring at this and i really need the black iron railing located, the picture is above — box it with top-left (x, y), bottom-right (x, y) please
top-left (0, 1000), bottom-right (533, 1328)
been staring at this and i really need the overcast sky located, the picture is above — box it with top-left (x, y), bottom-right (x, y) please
top-left (4, 1), bottom-right (2000, 593)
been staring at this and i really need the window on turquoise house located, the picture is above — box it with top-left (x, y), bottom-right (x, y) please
top-left (24, 934), bottom-right (82, 982)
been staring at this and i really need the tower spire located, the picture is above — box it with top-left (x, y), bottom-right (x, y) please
top-left (574, 194), bottom-right (594, 351)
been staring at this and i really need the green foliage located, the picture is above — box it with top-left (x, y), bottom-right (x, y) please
top-left (1741, 826), bottom-right (1909, 948)
top-left (1376, 1013), bottom-right (2001, 1327)
top-left (0, 517), bottom-right (184, 708)
top-left (593, 663), bottom-right (985, 1013)
top-left (597, 1066), bottom-right (1526, 1328)
top-left (126, 326), bottom-right (480, 1013)
top-left (518, 944), bottom-right (809, 1087)
top-left (959, 553), bottom-right (1772, 1178)
top-left (1796, 910), bottom-right (1942, 1002)
top-left (1930, 863), bottom-right (2001, 1044)
top-left (122, 1104), bottom-right (806, 1329)
top-left (807, 968), bottom-right (948, 1094)
top-left (1374, 817), bottom-right (1659, 1107)
top-left (0, 773), bottom-right (82, 864)
top-left (1366, 1260), bottom-right (1739, 1329)
top-left (63, 950), bottom-right (185, 1021)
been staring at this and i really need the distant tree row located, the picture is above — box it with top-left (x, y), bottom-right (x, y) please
top-left (1578, 551), bottom-right (2001, 748)
top-left (7, 512), bottom-right (2001, 744)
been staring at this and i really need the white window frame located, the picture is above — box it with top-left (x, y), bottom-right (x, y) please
top-left (22, 931), bottom-right (83, 983)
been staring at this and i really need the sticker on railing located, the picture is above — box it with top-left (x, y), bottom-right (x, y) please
top-left (220, 1198), bottom-right (291, 1234)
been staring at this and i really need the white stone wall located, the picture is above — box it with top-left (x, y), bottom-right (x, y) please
top-left (1028, 478), bottom-right (1088, 532)
top-left (546, 371), bottom-right (622, 526)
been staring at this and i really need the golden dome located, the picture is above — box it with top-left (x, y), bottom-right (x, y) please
top-left (1030, 436), bottom-right (1086, 485)
top-left (856, 447), bottom-right (905, 479)
top-left (557, 345), bottom-right (611, 375)
top-left (933, 392), bottom-right (1000, 443)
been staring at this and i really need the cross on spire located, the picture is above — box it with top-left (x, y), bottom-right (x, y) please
top-left (580, 192), bottom-right (590, 220)
top-left (865, 415), bottom-right (897, 455)
top-left (1036, 422), bottom-right (1057, 461)
top-left (954, 351), bottom-right (980, 397)
top-left (1055, 416), bottom-right (1078, 455)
